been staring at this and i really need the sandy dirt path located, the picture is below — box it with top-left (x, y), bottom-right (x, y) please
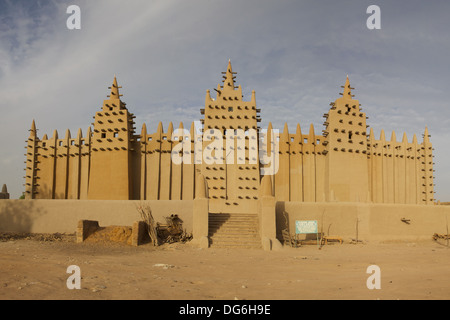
top-left (1, 235), bottom-right (449, 300)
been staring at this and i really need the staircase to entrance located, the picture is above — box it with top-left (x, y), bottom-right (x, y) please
top-left (208, 213), bottom-right (261, 249)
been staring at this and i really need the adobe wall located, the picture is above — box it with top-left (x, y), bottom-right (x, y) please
top-left (277, 201), bottom-right (450, 242)
top-left (1, 198), bottom-right (448, 244)
top-left (0, 200), bottom-right (193, 234)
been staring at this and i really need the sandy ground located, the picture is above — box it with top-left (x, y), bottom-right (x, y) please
top-left (1, 233), bottom-right (450, 300)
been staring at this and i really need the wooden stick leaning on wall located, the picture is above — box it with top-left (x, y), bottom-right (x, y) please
top-left (137, 204), bottom-right (159, 246)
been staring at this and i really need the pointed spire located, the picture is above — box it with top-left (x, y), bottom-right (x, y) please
top-left (65, 129), bottom-right (71, 140)
top-left (205, 89), bottom-right (212, 103)
top-left (215, 83), bottom-right (222, 96)
top-left (29, 119), bottom-right (37, 137)
top-left (156, 122), bottom-right (163, 135)
top-left (402, 132), bottom-right (408, 143)
top-left (380, 129), bottom-right (385, 141)
top-left (77, 128), bottom-right (83, 140)
top-left (424, 127), bottom-right (430, 143)
top-left (190, 121), bottom-right (195, 140)
top-left (42, 134), bottom-right (48, 141)
top-left (167, 122), bottom-right (174, 137)
top-left (308, 123), bottom-right (315, 138)
top-left (155, 122), bottom-right (163, 143)
top-left (237, 84), bottom-right (243, 99)
top-left (177, 122), bottom-right (184, 142)
top-left (283, 122), bottom-right (289, 137)
top-left (167, 122), bottom-right (173, 142)
top-left (369, 127), bottom-right (375, 141)
top-left (86, 126), bottom-right (92, 140)
top-left (412, 133), bottom-right (418, 145)
top-left (52, 129), bottom-right (59, 140)
top-left (294, 123), bottom-right (302, 143)
top-left (341, 75), bottom-right (354, 99)
top-left (281, 123), bottom-right (289, 150)
top-left (390, 130), bottom-right (396, 142)
top-left (222, 59), bottom-right (236, 91)
top-left (108, 75), bottom-right (122, 100)
top-left (1, 184), bottom-right (7, 193)
top-left (141, 123), bottom-right (147, 137)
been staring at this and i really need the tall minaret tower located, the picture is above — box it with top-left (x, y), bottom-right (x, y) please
top-left (201, 60), bottom-right (261, 213)
top-left (324, 76), bottom-right (369, 202)
top-left (24, 120), bottom-right (38, 199)
top-left (422, 127), bottom-right (435, 204)
top-left (88, 76), bottom-right (136, 199)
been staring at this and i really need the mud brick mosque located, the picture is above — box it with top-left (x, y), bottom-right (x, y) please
top-left (24, 60), bottom-right (435, 216)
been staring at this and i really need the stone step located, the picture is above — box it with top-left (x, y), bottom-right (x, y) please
top-left (209, 233), bottom-right (260, 240)
top-left (209, 222), bottom-right (259, 231)
top-left (210, 224), bottom-right (258, 231)
top-left (209, 227), bottom-right (259, 234)
top-left (208, 220), bottom-right (258, 226)
top-left (209, 213), bottom-right (258, 218)
top-left (209, 239), bottom-right (262, 249)
top-left (210, 218), bottom-right (257, 223)
top-left (208, 217), bottom-right (257, 223)
top-left (210, 244), bottom-right (262, 249)
top-left (209, 241), bottom-right (262, 249)
top-left (208, 212), bottom-right (261, 249)
top-left (209, 236), bottom-right (262, 243)
top-left (210, 232), bottom-right (259, 239)
top-left (209, 221), bottom-right (258, 228)
top-left (209, 215), bottom-right (258, 221)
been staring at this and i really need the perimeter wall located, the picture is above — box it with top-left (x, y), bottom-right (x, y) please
top-left (0, 199), bottom-right (449, 243)
top-left (0, 200), bottom-right (194, 234)
top-left (278, 202), bottom-right (450, 242)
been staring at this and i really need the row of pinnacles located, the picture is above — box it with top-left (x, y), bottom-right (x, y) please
top-left (24, 61), bottom-right (435, 208)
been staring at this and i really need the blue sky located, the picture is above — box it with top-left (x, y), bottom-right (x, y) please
top-left (1, 0), bottom-right (450, 200)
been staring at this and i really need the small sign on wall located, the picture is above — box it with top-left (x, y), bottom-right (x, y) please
top-left (295, 220), bottom-right (318, 234)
